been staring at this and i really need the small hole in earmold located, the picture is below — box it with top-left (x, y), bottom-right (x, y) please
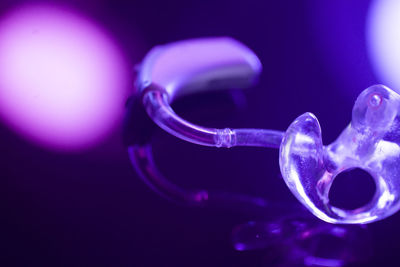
top-left (368, 93), bottom-right (382, 108)
top-left (329, 168), bottom-right (376, 210)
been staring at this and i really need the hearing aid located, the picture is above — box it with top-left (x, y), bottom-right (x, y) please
top-left (126, 37), bottom-right (400, 224)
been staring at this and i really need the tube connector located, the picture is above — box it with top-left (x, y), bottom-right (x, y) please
top-left (215, 128), bottom-right (237, 148)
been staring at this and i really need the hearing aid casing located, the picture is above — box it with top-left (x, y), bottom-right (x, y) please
top-left (137, 37), bottom-right (262, 100)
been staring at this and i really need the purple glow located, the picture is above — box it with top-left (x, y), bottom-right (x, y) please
top-left (0, 5), bottom-right (128, 151)
top-left (234, 243), bottom-right (246, 251)
top-left (304, 257), bottom-right (343, 267)
top-left (367, 0), bottom-right (400, 92)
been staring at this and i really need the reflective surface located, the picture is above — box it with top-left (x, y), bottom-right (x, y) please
top-left (232, 215), bottom-right (371, 266)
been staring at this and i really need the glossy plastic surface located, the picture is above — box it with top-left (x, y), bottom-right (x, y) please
top-left (280, 85), bottom-right (400, 224)
top-left (137, 37), bottom-right (261, 100)
top-left (142, 85), bottom-right (284, 148)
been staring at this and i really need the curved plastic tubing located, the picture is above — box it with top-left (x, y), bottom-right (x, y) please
top-left (126, 37), bottom-right (285, 211)
top-left (138, 37), bottom-right (285, 148)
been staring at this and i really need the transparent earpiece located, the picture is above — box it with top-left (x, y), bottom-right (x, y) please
top-left (280, 84), bottom-right (400, 224)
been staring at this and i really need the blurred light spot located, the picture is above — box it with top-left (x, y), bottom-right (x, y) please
top-left (367, 0), bottom-right (400, 92)
top-left (0, 5), bottom-right (128, 151)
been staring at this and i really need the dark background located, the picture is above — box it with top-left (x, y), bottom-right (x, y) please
top-left (0, 0), bottom-right (398, 266)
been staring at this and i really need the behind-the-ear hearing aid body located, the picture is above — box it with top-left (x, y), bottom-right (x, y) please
top-left (127, 37), bottom-right (400, 224)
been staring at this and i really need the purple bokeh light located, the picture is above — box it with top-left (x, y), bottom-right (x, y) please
top-left (0, 5), bottom-right (129, 151)
top-left (367, 0), bottom-right (400, 93)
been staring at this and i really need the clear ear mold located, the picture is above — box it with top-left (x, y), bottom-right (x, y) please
top-left (128, 37), bottom-right (400, 224)
top-left (280, 84), bottom-right (400, 224)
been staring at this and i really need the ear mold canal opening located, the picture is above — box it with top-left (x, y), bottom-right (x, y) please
top-left (328, 168), bottom-right (376, 211)
top-left (131, 37), bottom-right (400, 224)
